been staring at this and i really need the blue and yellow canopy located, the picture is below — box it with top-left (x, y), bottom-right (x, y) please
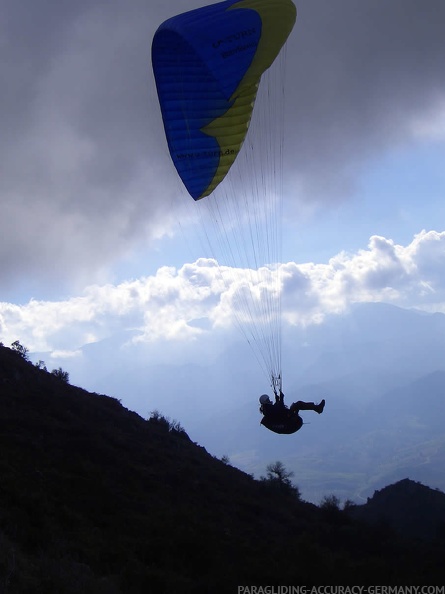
top-left (152, 0), bottom-right (296, 200)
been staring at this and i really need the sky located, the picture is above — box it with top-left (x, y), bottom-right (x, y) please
top-left (1, 0), bottom-right (445, 394)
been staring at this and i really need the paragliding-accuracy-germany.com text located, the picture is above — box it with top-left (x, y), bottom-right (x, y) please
top-left (238, 586), bottom-right (445, 594)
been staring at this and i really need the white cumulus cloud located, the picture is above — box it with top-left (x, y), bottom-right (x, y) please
top-left (1, 231), bottom-right (445, 356)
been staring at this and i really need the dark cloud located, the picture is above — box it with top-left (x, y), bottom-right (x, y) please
top-left (1, 0), bottom-right (444, 294)
top-left (285, 0), bottom-right (445, 203)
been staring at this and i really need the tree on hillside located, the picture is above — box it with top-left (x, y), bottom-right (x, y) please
top-left (148, 410), bottom-right (190, 440)
top-left (51, 367), bottom-right (70, 383)
top-left (11, 340), bottom-right (30, 361)
top-left (261, 461), bottom-right (301, 500)
top-left (320, 494), bottom-right (341, 511)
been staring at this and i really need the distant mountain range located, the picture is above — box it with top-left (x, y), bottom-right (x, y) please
top-left (1, 344), bottom-right (445, 590)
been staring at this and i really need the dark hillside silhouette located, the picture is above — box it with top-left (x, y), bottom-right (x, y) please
top-left (1, 345), bottom-right (444, 592)
top-left (349, 478), bottom-right (445, 541)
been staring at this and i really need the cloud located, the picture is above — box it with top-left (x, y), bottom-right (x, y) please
top-left (410, 100), bottom-right (445, 141)
top-left (1, 0), bottom-right (177, 292)
top-left (283, 0), bottom-right (445, 207)
top-left (1, 0), bottom-right (444, 294)
top-left (1, 231), bottom-right (445, 356)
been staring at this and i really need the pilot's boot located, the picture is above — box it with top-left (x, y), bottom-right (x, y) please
top-left (314, 399), bottom-right (325, 414)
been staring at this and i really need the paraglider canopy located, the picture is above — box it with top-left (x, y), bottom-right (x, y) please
top-left (152, 0), bottom-right (296, 200)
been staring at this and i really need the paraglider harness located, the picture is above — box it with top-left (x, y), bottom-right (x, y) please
top-left (259, 376), bottom-right (304, 435)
